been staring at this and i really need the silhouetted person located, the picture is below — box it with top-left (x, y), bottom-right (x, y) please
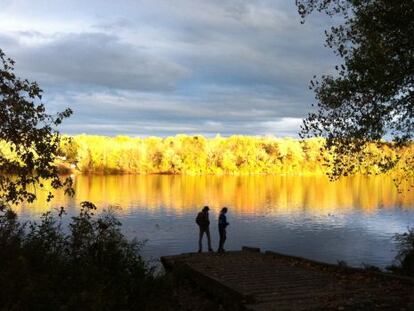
top-left (217, 207), bottom-right (229, 253)
top-left (196, 206), bottom-right (213, 253)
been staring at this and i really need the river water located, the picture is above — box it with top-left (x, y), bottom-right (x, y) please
top-left (16, 174), bottom-right (414, 269)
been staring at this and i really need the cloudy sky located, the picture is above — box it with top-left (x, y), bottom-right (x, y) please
top-left (0, 0), bottom-right (337, 137)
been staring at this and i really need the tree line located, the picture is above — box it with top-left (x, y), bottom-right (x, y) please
top-left (44, 134), bottom-right (411, 176)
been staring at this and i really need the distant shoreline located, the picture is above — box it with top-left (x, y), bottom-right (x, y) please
top-left (48, 134), bottom-right (411, 176)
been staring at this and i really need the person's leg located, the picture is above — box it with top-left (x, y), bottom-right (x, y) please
top-left (218, 227), bottom-right (224, 252)
top-left (205, 227), bottom-right (213, 251)
top-left (198, 228), bottom-right (204, 252)
top-left (221, 229), bottom-right (227, 251)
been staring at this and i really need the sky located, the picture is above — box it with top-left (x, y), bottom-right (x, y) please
top-left (0, 0), bottom-right (338, 137)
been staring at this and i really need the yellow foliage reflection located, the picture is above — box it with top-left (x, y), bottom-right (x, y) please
top-left (17, 175), bottom-right (413, 216)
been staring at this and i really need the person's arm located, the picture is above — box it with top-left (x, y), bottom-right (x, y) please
top-left (218, 214), bottom-right (224, 226)
top-left (219, 214), bottom-right (228, 227)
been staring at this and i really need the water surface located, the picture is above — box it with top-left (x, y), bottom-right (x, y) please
top-left (17, 174), bottom-right (414, 268)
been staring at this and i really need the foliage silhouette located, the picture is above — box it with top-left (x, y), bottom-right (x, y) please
top-left (296, 0), bottom-right (413, 183)
top-left (0, 49), bottom-right (174, 310)
top-left (0, 203), bottom-right (173, 310)
top-left (0, 48), bottom-right (73, 207)
top-left (387, 228), bottom-right (414, 277)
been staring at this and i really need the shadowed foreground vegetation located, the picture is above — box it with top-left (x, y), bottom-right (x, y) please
top-left (388, 228), bottom-right (414, 277)
top-left (0, 202), bottom-right (175, 311)
top-left (39, 135), bottom-right (414, 176)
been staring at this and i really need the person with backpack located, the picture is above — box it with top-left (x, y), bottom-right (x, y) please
top-left (196, 206), bottom-right (213, 253)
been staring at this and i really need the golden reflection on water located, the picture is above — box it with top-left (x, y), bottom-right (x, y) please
top-left (17, 174), bottom-right (413, 216)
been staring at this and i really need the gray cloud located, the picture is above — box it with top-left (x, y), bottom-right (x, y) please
top-left (3, 32), bottom-right (189, 91)
top-left (0, 0), bottom-right (337, 137)
top-left (47, 89), bottom-right (307, 137)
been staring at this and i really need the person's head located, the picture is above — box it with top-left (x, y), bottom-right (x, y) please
top-left (220, 207), bottom-right (228, 214)
top-left (202, 206), bottom-right (209, 212)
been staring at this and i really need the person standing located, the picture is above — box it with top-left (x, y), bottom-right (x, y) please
top-left (196, 206), bottom-right (213, 253)
top-left (217, 207), bottom-right (229, 253)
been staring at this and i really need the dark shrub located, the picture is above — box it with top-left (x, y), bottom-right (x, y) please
top-left (387, 228), bottom-right (414, 277)
top-left (0, 202), bottom-right (173, 311)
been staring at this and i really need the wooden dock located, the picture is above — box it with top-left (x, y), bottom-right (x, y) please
top-left (161, 247), bottom-right (414, 310)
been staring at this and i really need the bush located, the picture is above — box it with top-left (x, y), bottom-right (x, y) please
top-left (387, 228), bottom-right (414, 277)
top-left (0, 202), bottom-right (173, 311)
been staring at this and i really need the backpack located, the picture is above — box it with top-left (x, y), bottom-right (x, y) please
top-left (195, 212), bottom-right (203, 226)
